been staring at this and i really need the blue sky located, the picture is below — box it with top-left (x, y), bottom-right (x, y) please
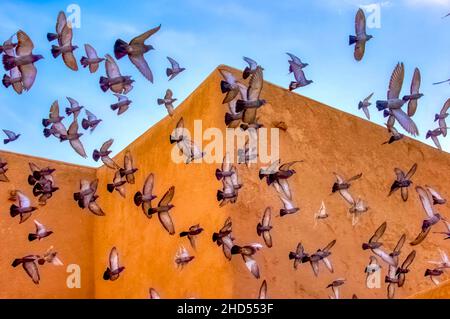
top-left (0, 0), bottom-right (449, 166)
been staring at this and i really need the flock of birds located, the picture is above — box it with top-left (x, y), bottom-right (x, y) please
top-left (1, 7), bottom-right (450, 299)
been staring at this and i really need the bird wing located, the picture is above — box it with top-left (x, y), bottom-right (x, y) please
top-left (88, 200), bottom-right (105, 216)
top-left (129, 25), bottom-right (161, 45)
top-left (290, 61), bottom-right (308, 84)
top-left (410, 67), bottom-right (421, 95)
top-left (63, 51), bottom-right (78, 71)
top-left (405, 163), bottom-right (418, 179)
top-left (354, 39), bottom-right (366, 61)
top-left (243, 56), bottom-right (257, 69)
top-left (60, 24), bottom-right (73, 46)
top-left (322, 257), bottom-right (334, 273)
top-left (347, 173), bottom-right (363, 183)
top-left (100, 139), bottom-right (114, 153)
top-left (431, 135), bottom-right (442, 150)
top-left (286, 52), bottom-right (301, 65)
top-left (401, 250), bottom-right (416, 270)
top-left (323, 239), bottom-right (336, 252)
top-left (159, 186), bottom-right (175, 207)
top-left (85, 109), bottom-right (97, 121)
top-left (109, 247), bottom-right (120, 271)
top-left (247, 66), bottom-right (263, 101)
top-left (362, 106), bottom-right (370, 120)
top-left (425, 185), bottom-right (445, 203)
top-left (18, 191), bottom-right (31, 208)
top-left (410, 227), bottom-right (431, 246)
top-left (124, 151), bottom-right (133, 171)
top-left (369, 222), bottom-right (387, 243)
top-left (149, 288), bottom-right (161, 299)
top-left (67, 97), bottom-right (80, 109)
top-left (16, 30), bottom-right (34, 56)
top-left (339, 189), bottom-right (355, 206)
top-left (105, 54), bottom-right (121, 78)
top-left (167, 56), bottom-right (180, 70)
top-left (416, 186), bottom-right (435, 218)
top-left (18, 63), bottom-right (37, 90)
top-left (218, 69), bottom-right (236, 85)
top-left (388, 63), bottom-right (404, 100)
top-left (70, 138), bottom-right (87, 158)
top-left (243, 255), bottom-right (260, 279)
top-left (49, 100), bottom-right (60, 119)
top-left (130, 54), bottom-right (153, 83)
top-left (143, 173), bottom-right (155, 196)
top-left (158, 211), bottom-right (175, 235)
top-left (23, 261), bottom-right (40, 284)
top-left (391, 108), bottom-right (418, 136)
top-left (355, 8), bottom-right (367, 36)
top-left (56, 11), bottom-right (67, 35)
top-left (34, 219), bottom-right (44, 233)
top-left (262, 207), bottom-right (271, 227)
top-left (392, 234), bottom-right (406, 255)
top-left (84, 43), bottom-right (98, 59)
top-left (364, 92), bottom-right (374, 103)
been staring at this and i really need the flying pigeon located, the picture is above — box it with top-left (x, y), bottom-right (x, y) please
top-left (219, 68), bottom-right (240, 104)
top-left (217, 176), bottom-right (237, 207)
top-left (51, 23), bottom-right (78, 71)
top-left (9, 190), bottom-right (37, 224)
top-left (288, 61), bottom-right (313, 91)
top-left (433, 78), bottom-right (450, 85)
top-left (114, 25), bottom-right (161, 83)
top-left (212, 217), bottom-right (234, 260)
top-left (119, 150), bottom-right (138, 184)
top-left (81, 109), bottom-right (102, 132)
top-left (80, 44), bottom-right (104, 73)
top-left (388, 163), bottom-right (417, 201)
top-left (111, 94), bottom-right (132, 115)
top-left (134, 173), bottom-right (157, 218)
top-left (74, 179), bottom-right (105, 216)
top-left (65, 97), bottom-right (84, 117)
top-left (157, 89), bottom-right (176, 116)
top-left (256, 207), bottom-right (273, 248)
top-left (434, 98), bottom-right (450, 137)
top-left (231, 243), bottom-right (263, 279)
top-left (42, 100), bottom-right (64, 127)
top-left (362, 222), bottom-right (397, 267)
top-left (180, 224), bottom-right (204, 250)
top-left (289, 242), bottom-right (309, 270)
top-left (327, 279), bottom-right (345, 299)
top-left (396, 250), bottom-right (416, 287)
top-left (100, 54), bottom-right (134, 94)
top-left (11, 255), bottom-right (41, 284)
top-left (259, 160), bottom-right (302, 186)
top-left (103, 247), bottom-right (125, 281)
top-left (40, 246), bottom-right (63, 266)
top-left (43, 121), bottom-right (67, 139)
top-left (174, 246), bottom-right (194, 269)
top-left (2, 30), bottom-right (43, 91)
top-left (93, 139), bottom-right (119, 169)
top-left (349, 8), bottom-right (373, 61)
top-left (106, 170), bottom-right (126, 198)
top-left (425, 268), bottom-right (445, 286)
top-left (3, 129), bottom-right (20, 144)
top-left (306, 240), bottom-right (336, 277)
top-left (216, 153), bottom-right (234, 180)
top-left (166, 57), bottom-right (185, 81)
top-left (0, 157), bottom-right (9, 182)
top-left (358, 93), bottom-right (374, 120)
top-left (242, 56), bottom-right (259, 79)
top-left (426, 128), bottom-right (446, 150)
top-left (235, 66), bottom-right (265, 114)
top-left (148, 186), bottom-right (175, 235)
top-left (416, 186), bottom-right (445, 233)
top-left (314, 201), bottom-right (329, 221)
top-left (28, 220), bottom-right (53, 241)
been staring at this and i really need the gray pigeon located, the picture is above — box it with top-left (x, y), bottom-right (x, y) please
top-left (166, 57), bottom-right (185, 80)
top-left (434, 98), bottom-right (449, 137)
top-left (349, 8), bottom-right (373, 61)
top-left (3, 129), bottom-right (20, 144)
top-left (358, 93), bottom-right (374, 120)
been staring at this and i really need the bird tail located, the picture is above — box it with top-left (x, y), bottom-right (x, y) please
top-left (43, 128), bottom-right (52, 138)
top-left (42, 118), bottom-right (51, 127)
top-left (12, 258), bottom-right (23, 267)
top-left (134, 192), bottom-right (143, 206)
top-left (349, 35), bottom-right (358, 45)
top-left (27, 175), bottom-right (37, 186)
top-left (424, 269), bottom-right (433, 276)
top-left (179, 231), bottom-right (189, 237)
top-left (51, 45), bottom-right (61, 58)
top-left (73, 192), bottom-right (81, 201)
top-left (235, 100), bottom-right (246, 113)
top-left (243, 67), bottom-right (251, 79)
top-left (114, 39), bottom-right (128, 60)
top-left (2, 54), bottom-right (15, 71)
top-left (434, 114), bottom-right (440, 122)
top-left (106, 183), bottom-right (115, 193)
top-left (0, 46), bottom-right (3, 54)
top-left (3, 139), bottom-right (10, 145)
top-left (230, 245), bottom-right (241, 255)
top-left (225, 113), bottom-right (235, 126)
top-left (28, 233), bottom-right (38, 241)
top-left (81, 119), bottom-right (90, 130)
top-left (92, 150), bottom-right (100, 162)
top-left (220, 80), bottom-right (231, 93)
top-left (362, 243), bottom-right (370, 250)
top-left (383, 110), bottom-right (391, 118)
top-left (166, 68), bottom-right (173, 77)
top-left (80, 56), bottom-right (89, 68)
top-left (280, 209), bottom-right (288, 217)
top-left (2, 74), bottom-right (11, 88)
top-left (289, 81), bottom-right (298, 91)
top-left (212, 232), bottom-right (219, 242)
top-left (47, 33), bottom-right (58, 42)
top-left (215, 169), bottom-right (223, 181)
top-left (99, 76), bottom-right (110, 92)
top-left (103, 268), bottom-right (111, 281)
top-left (288, 252), bottom-right (296, 260)
top-left (65, 107), bottom-right (73, 116)
top-left (257, 223), bottom-right (262, 236)
top-left (216, 190), bottom-right (224, 202)
top-left (376, 101), bottom-right (388, 111)
top-left (10, 204), bottom-right (20, 217)
top-left (33, 183), bottom-right (43, 197)
top-left (110, 103), bottom-right (119, 111)
top-left (169, 135), bottom-right (178, 144)
top-left (157, 99), bottom-right (165, 105)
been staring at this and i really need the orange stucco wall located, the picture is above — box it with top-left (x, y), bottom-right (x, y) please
top-left (1, 66), bottom-right (450, 299)
top-left (0, 151), bottom-right (96, 298)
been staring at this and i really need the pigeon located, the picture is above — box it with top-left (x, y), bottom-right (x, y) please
top-left (110, 94), bottom-right (132, 115)
top-left (286, 52), bottom-right (308, 70)
top-left (388, 163), bottom-right (417, 201)
top-left (212, 217), bottom-right (234, 260)
top-left (47, 11), bottom-right (66, 42)
top-left (28, 162), bottom-right (56, 186)
top-left (157, 89), bottom-right (176, 116)
top-left (434, 99), bottom-right (450, 137)
top-left (306, 240), bottom-right (336, 277)
top-left (235, 66), bottom-right (266, 114)
top-left (376, 63), bottom-right (419, 136)
top-left (358, 93), bottom-right (374, 120)
top-left (166, 57), bottom-right (185, 81)
top-left (425, 268), bottom-right (445, 286)
top-left (119, 150), bottom-right (138, 184)
top-left (60, 116), bottom-right (87, 158)
top-left (288, 61), bottom-right (313, 91)
top-left (428, 249), bottom-right (450, 270)
top-left (416, 186), bottom-right (445, 232)
top-left (81, 109), bottom-right (102, 132)
top-left (80, 44), bottom-right (104, 73)
top-left (256, 207), bottom-right (273, 248)
top-left (9, 190), bottom-right (37, 224)
top-left (65, 97), bottom-right (84, 117)
top-left (148, 186), bottom-right (175, 235)
top-left (332, 172), bottom-right (362, 194)
top-left (99, 54), bottom-right (134, 94)
top-left (74, 179), bottom-right (105, 216)
top-left (259, 160), bottom-right (302, 186)
top-left (349, 8), bottom-right (373, 61)
top-left (28, 220), bottom-right (53, 241)
top-left (93, 139), bottom-right (119, 169)
top-left (314, 201), bottom-right (328, 221)
top-left (1, 35), bottom-right (23, 94)
top-left (2, 30), bottom-right (43, 91)
top-left (3, 129), bottom-right (20, 144)
top-left (42, 100), bottom-right (64, 127)
top-left (11, 255), bottom-right (41, 284)
top-left (405, 68), bottom-right (423, 117)
top-left (169, 118), bottom-right (204, 164)
top-left (425, 185), bottom-right (446, 205)
top-left (327, 279), bottom-right (345, 299)
top-left (134, 173), bottom-right (157, 218)
top-left (382, 125), bottom-right (404, 145)
top-left (362, 222), bottom-right (397, 267)
top-left (433, 78), bottom-right (450, 85)
top-left (40, 246), bottom-right (63, 266)
top-left (275, 184), bottom-right (299, 216)
top-left (231, 243), bottom-right (262, 279)
top-left (258, 280), bottom-right (267, 299)
top-left (149, 288), bottom-right (161, 299)
top-left (434, 220), bottom-right (450, 240)
top-left (43, 121), bottom-right (67, 139)
top-left (217, 176), bottom-right (237, 207)
top-left (396, 250), bottom-right (416, 287)
top-left (103, 247), bottom-right (125, 281)
top-left (114, 25), bottom-right (161, 82)
top-left (289, 242), bottom-right (309, 270)
top-left (51, 23), bottom-right (78, 71)
top-left (174, 246), bottom-right (194, 269)
top-left (32, 178), bottom-right (59, 206)
top-left (242, 56), bottom-right (259, 79)
top-left (426, 127), bottom-right (447, 150)
top-left (180, 224), bottom-right (204, 250)
top-left (216, 153), bottom-right (234, 180)
top-left (0, 157), bottom-right (9, 182)
top-left (219, 68), bottom-right (240, 104)
top-left (106, 170), bottom-right (126, 198)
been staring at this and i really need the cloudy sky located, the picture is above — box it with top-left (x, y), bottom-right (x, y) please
top-left (0, 0), bottom-right (449, 166)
